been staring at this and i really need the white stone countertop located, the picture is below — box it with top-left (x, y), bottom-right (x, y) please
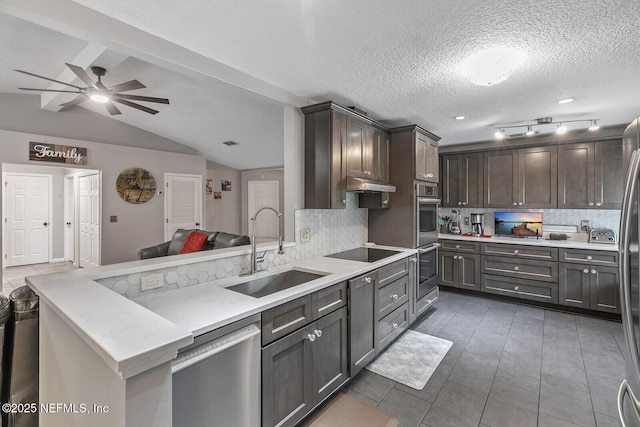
top-left (438, 233), bottom-right (619, 252)
top-left (26, 244), bottom-right (415, 379)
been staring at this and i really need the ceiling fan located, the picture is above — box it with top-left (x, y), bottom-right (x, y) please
top-left (15, 63), bottom-right (169, 115)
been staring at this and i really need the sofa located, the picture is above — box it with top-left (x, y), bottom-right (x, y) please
top-left (138, 229), bottom-right (251, 260)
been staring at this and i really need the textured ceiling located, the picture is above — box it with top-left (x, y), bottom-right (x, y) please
top-left (70, 0), bottom-right (640, 145)
top-left (3, 0), bottom-right (640, 168)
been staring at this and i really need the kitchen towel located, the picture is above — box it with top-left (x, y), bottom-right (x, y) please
top-left (365, 330), bottom-right (452, 390)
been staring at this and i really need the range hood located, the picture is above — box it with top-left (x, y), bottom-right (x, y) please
top-left (346, 176), bottom-right (397, 193)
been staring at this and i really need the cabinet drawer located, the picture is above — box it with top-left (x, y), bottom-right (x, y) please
top-left (312, 281), bottom-right (347, 318)
top-left (481, 256), bottom-right (558, 283)
top-left (439, 240), bottom-right (480, 253)
top-left (378, 258), bottom-right (409, 287)
top-left (262, 294), bottom-right (313, 346)
top-left (559, 248), bottom-right (618, 266)
top-left (378, 276), bottom-right (409, 319)
top-left (481, 243), bottom-right (558, 261)
top-left (481, 274), bottom-right (558, 304)
top-left (377, 303), bottom-right (408, 350)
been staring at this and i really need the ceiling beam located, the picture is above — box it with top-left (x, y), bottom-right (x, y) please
top-left (0, 0), bottom-right (312, 108)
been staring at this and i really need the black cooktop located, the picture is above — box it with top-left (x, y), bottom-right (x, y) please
top-left (325, 247), bottom-right (401, 263)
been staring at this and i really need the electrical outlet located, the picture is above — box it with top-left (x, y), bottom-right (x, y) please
top-left (581, 220), bottom-right (590, 231)
top-left (300, 228), bottom-right (311, 243)
top-left (464, 217), bottom-right (470, 225)
top-left (141, 273), bottom-right (164, 291)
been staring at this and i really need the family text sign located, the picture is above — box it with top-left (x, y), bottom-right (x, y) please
top-left (29, 142), bottom-right (87, 165)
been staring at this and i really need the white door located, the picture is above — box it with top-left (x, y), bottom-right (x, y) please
top-left (247, 181), bottom-right (279, 239)
top-left (165, 173), bottom-right (202, 240)
top-left (64, 174), bottom-right (75, 263)
top-left (4, 173), bottom-right (51, 267)
top-left (79, 173), bottom-right (100, 268)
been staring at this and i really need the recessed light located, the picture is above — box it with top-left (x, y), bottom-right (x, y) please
top-left (558, 98), bottom-right (575, 104)
top-left (454, 116), bottom-right (466, 120)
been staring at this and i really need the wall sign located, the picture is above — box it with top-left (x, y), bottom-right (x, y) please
top-left (116, 168), bottom-right (157, 204)
top-left (29, 142), bottom-right (87, 165)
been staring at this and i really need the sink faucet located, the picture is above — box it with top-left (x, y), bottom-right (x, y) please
top-left (249, 206), bottom-right (285, 274)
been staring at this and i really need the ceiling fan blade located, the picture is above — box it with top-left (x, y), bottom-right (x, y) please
top-left (65, 63), bottom-right (98, 89)
top-left (116, 94), bottom-right (170, 104)
top-left (114, 98), bottom-right (159, 115)
top-left (18, 88), bottom-right (83, 94)
top-left (105, 101), bottom-right (122, 116)
top-left (15, 69), bottom-right (85, 90)
top-left (59, 94), bottom-right (89, 109)
top-left (109, 80), bottom-right (145, 93)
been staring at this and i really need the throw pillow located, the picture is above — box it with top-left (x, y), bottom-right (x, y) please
top-left (179, 230), bottom-right (209, 254)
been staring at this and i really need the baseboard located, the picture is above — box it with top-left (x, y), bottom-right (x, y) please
top-left (49, 258), bottom-right (66, 263)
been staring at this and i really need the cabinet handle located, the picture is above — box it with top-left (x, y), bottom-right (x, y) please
top-left (455, 245), bottom-right (460, 249)
top-left (591, 269), bottom-right (597, 274)
top-left (459, 256), bottom-right (464, 260)
top-left (453, 255), bottom-right (458, 260)
top-left (342, 199), bottom-right (346, 205)
top-left (382, 199), bottom-right (389, 204)
top-left (514, 266), bottom-right (519, 271)
top-left (392, 294), bottom-right (399, 300)
top-left (462, 202), bottom-right (467, 206)
top-left (426, 173), bottom-right (433, 178)
top-left (513, 202), bottom-right (518, 206)
top-left (514, 286), bottom-right (519, 291)
top-left (518, 202), bottom-right (523, 206)
top-left (306, 333), bottom-right (316, 342)
top-left (587, 255), bottom-right (593, 260)
top-left (410, 257), bottom-right (417, 263)
top-left (514, 250), bottom-right (519, 254)
top-left (364, 276), bottom-right (372, 284)
top-left (596, 202), bottom-right (602, 207)
top-left (458, 202), bottom-right (462, 206)
top-left (583, 269), bottom-right (589, 273)
top-left (392, 322), bottom-right (399, 329)
top-left (589, 202), bottom-right (594, 206)
top-left (314, 329), bottom-right (322, 338)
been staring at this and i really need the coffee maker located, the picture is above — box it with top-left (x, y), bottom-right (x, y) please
top-left (449, 210), bottom-right (462, 235)
top-left (471, 213), bottom-right (484, 237)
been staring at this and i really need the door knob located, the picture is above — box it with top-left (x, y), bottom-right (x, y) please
top-left (305, 333), bottom-right (316, 342)
top-left (453, 255), bottom-right (458, 260)
top-left (596, 202), bottom-right (602, 207)
top-left (518, 202), bottom-right (523, 206)
top-left (314, 329), bottom-right (322, 338)
top-left (514, 286), bottom-right (519, 291)
top-left (392, 294), bottom-right (399, 300)
top-left (583, 269), bottom-right (589, 274)
top-left (66, 222), bottom-right (71, 226)
top-left (513, 202), bottom-right (517, 206)
top-left (591, 269), bottom-right (597, 274)
top-left (43, 222), bottom-right (48, 226)
top-left (364, 276), bottom-right (372, 284)
top-left (195, 222), bottom-right (200, 227)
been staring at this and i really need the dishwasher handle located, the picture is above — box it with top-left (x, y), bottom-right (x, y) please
top-left (172, 324), bottom-right (260, 374)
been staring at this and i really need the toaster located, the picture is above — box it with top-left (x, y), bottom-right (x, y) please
top-left (589, 228), bottom-right (617, 244)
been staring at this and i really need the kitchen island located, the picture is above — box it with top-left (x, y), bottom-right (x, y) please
top-left (27, 243), bottom-right (416, 427)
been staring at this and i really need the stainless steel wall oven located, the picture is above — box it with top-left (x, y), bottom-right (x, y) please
top-left (415, 184), bottom-right (440, 315)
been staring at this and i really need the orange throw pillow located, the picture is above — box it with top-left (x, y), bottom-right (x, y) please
top-left (179, 231), bottom-right (209, 254)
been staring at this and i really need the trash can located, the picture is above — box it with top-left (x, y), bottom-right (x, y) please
top-left (3, 286), bottom-right (38, 427)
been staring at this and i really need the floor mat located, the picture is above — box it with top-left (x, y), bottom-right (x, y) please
top-left (365, 330), bottom-right (452, 390)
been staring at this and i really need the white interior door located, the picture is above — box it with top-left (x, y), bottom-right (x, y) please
top-left (3, 173), bottom-right (51, 267)
top-left (64, 174), bottom-right (75, 263)
top-left (165, 173), bottom-right (203, 240)
top-left (79, 173), bottom-right (100, 268)
top-left (247, 181), bottom-right (279, 239)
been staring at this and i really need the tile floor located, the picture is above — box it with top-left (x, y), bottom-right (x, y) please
top-left (2, 262), bottom-right (78, 295)
top-left (343, 289), bottom-right (625, 427)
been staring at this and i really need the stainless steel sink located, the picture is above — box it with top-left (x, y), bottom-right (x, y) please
top-left (227, 269), bottom-right (326, 298)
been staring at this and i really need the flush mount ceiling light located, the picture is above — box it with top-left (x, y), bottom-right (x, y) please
top-left (458, 47), bottom-right (525, 86)
top-left (558, 98), bottom-right (575, 104)
top-left (493, 117), bottom-right (600, 139)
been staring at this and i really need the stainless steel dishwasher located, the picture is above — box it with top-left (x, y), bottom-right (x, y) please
top-left (172, 314), bottom-right (261, 427)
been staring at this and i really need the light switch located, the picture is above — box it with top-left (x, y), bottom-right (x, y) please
top-left (110, 216), bottom-right (117, 223)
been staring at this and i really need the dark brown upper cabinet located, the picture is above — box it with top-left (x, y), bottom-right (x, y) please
top-left (389, 125), bottom-right (440, 184)
top-left (557, 140), bottom-right (623, 209)
top-left (345, 117), bottom-right (389, 183)
top-left (441, 152), bottom-right (484, 207)
top-left (484, 146), bottom-right (557, 209)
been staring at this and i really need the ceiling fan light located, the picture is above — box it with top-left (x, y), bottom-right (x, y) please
top-left (90, 93), bottom-right (110, 103)
top-left (556, 124), bottom-right (568, 135)
top-left (459, 47), bottom-right (525, 87)
top-left (589, 120), bottom-right (600, 131)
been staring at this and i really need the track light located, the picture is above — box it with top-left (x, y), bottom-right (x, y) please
top-left (493, 117), bottom-right (601, 140)
top-left (556, 124), bottom-right (567, 135)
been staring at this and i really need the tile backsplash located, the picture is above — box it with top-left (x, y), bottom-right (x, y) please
top-left (98, 192), bottom-right (368, 298)
top-left (439, 207), bottom-right (621, 236)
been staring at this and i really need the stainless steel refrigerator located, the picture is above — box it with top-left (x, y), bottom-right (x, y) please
top-left (618, 117), bottom-right (640, 426)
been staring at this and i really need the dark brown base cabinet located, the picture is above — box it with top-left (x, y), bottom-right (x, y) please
top-left (438, 251), bottom-right (481, 291)
top-left (262, 307), bottom-right (348, 427)
top-left (348, 271), bottom-right (378, 376)
top-left (559, 263), bottom-right (620, 313)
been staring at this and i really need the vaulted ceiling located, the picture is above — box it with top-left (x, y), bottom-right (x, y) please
top-left (2, 0), bottom-right (640, 168)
